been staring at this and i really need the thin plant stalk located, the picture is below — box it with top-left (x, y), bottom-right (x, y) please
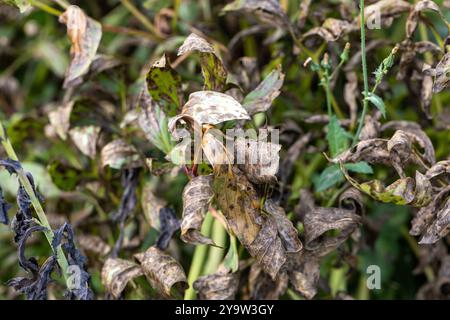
top-left (184, 212), bottom-right (214, 300)
top-left (120, 0), bottom-right (163, 39)
top-left (0, 120), bottom-right (69, 282)
top-left (352, 0), bottom-right (370, 146)
top-left (203, 219), bottom-right (226, 275)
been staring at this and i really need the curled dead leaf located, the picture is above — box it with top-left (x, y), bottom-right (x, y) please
top-left (101, 139), bottom-right (143, 170)
top-left (135, 246), bottom-right (188, 299)
top-left (101, 258), bottom-right (144, 299)
top-left (193, 269), bottom-right (239, 300)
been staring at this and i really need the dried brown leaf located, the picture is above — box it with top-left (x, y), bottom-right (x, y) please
top-left (101, 139), bottom-right (143, 170)
top-left (101, 258), bottom-right (144, 299)
top-left (193, 270), bottom-right (239, 300)
top-left (68, 125), bottom-right (100, 159)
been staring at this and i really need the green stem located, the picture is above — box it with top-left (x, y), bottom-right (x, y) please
top-left (184, 212), bottom-right (214, 300)
top-left (120, 0), bottom-right (163, 39)
top-left (203, 218), bottom-right (226, 275)
top-left (0, 119), bottom-right (69, 282)
top-left (29, 0), bottom-right (62, 16)
top-left (352, 0), bottom-right (370, 146)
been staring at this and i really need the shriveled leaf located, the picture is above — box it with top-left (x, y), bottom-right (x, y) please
top-left (341, 164), bottom-right (432, 207)
top-left (59, 5), bottom-right (102, 88)
top-left (141, 182), bottom-right (166, 230)
top-left (222, 0), bottom-right (292, 31)
top-left (155, 208), bottom-right (180, 250)
top-left (78, 234), bottom-right (111, 256)
top-left (101, 139), bottom-right (143, 170)
top-left (178, 91), bottom-right (250, 125)
top-left (248, 263), bottom-right (288, 299)
top-left (146, 54), bottom-right (181, 117)
top-left (213, 166), bottom-right (288, 279)
top-left (406, 0), bottom-right (446, 38)
top-left (48, 101), bottom-right (74, 140)
top-left (68, 125), bottom-right (100, 159)
top-left (135, 246), bottom-right (188, 299)
top-left (303, 18), bottom-right (355, 42)
top-left (180, 174), bottom-right (215, 246)
top-left (193, 269), bottom-right (239, 300)
top-left (287, 252), bottom-right (320, 299)
top-left (101, 258), bottom-right (144, 299)
top-left (178, 33), bottom-right (227, 91)
top-left (432, 53), bottom-right (450, 93)
top-left (242, 66), bottom-right (285, 115)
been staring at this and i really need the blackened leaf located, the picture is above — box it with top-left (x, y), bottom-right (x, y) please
top-left (135, 246), bottom-right (188, 299)
top-left (101, 258), bottom-right (144, 299)
top-left (193, 269), bottom-right (239, 300)
top-left (18, 225), bottom-right (47, 273)
top-left (59, 5), bottom-right (102, 88)
top-left (101, 139), bottom-right (143, 170)
top-left (178, 33), bottom-right (227, 91)
top-left (146, 54), bottom-right (181, 117)
top-left (0, 187), bottom-right (11, 225)
top-left (242, 66), bottom-right (284, 115)
top-left (0, 158), bottom-right (22, 175)
top-left (180, 174), bottom-right (215, 246)
top-left (156, 208), bottom-right (180, 250)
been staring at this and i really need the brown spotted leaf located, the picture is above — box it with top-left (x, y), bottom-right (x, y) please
top-left (101, 139), bottom-right (143, 170)
top-left (68, 125), bottom-right (100, 159)
top-left (141, 182), bottom-right (167, 230)
top-left (193, 269), bottom-right (239, 300)
top-left (248, 263), bottom-right (288, 299)
top-left (242, 66), bottom-right (285, 115)
top-left (180, 174), bottom-right (215, 246)
top-left (101, 258), bottom-right (144, 299)
top-left (135, 246), bottom-right (188, 299)
top-left (59, 5), bottom-right (102, 88)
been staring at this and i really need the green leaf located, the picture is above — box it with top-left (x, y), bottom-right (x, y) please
top-left (315, 162), bottom-right (373, 192)
top-left (365, 93), bottom-right (386, 118)
top-left (223, 235), bottom-right (239, 273)
top-left (146, 54), bottom-right (181, 117)
top-left (345, 161), bottom-right (373, 174)
top-left (326, 115), bottom-right (350, 157)
top-left (314, 164), bottom-right (344, 192)
top-left (48, 161), bottom-right (83, 192)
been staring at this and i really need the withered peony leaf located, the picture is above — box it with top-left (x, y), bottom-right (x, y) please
top-left (364, 0), bottom-right (412, 22)
top-left (287, 252), bottom-right (320, 300)
top-left (141, 182), bottom-right (166, 230)
top-left (69, 125), bottom-right (100, 159)
top-left (264, 199), bottom-right (302, 253)
top-left (303, 18), bottom-right (355, 42)
top-left (432, 53), bottom-right (450, 93)
top-left (48, 100), bottom-right (74, 140)
top-left (193, 269), bottom-right (239, 300)
top-left (146, 54), bottom-right (181, 117)
top-left (420, 75), bottom-right (433, 119)
top-left (201, 129), bottom-right (233, 167)
top-left (59, 5), bottom-right (102, 88)
top-left (137, 88), bottom-right (174, 154)
top-left (239, 138), bottom-right (282, 184)
top-left (156, 208), bottom-right (180, 250)
top-left (411, 186), bottom-right (450, 244)
top-left (180, 174), bottom-right (215, 246)
top-left (341, 164), bottom-right (432, 207)
top-left (297, 189), bottom-right (361, 255)
top-left (78, 234), bottom-right (111, 256)
top-left (213, 166), bottom-right (287, 279)
top-left (101, 258), bottom-right (144, 299)
top-left (178, 33), bottom-right (227, 91)
top-left (425, 160), bottom-right (449, 187)
top-left (248, 263), bottom-right (288, 299)
top-left (135, 246), bottom-right (188, 299)
top-left (101, 139), bottom-right (143, 170)
top-left (406, 0), bottom-right (446, 38)
top-left (381, 121), bottom-right (435, 166)
top-left (178, 91), bottom-right (250, 125)
top-left (242, 66), bottom-right (284, 115)
top-left (222, 0), bottom-right (292, 31)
